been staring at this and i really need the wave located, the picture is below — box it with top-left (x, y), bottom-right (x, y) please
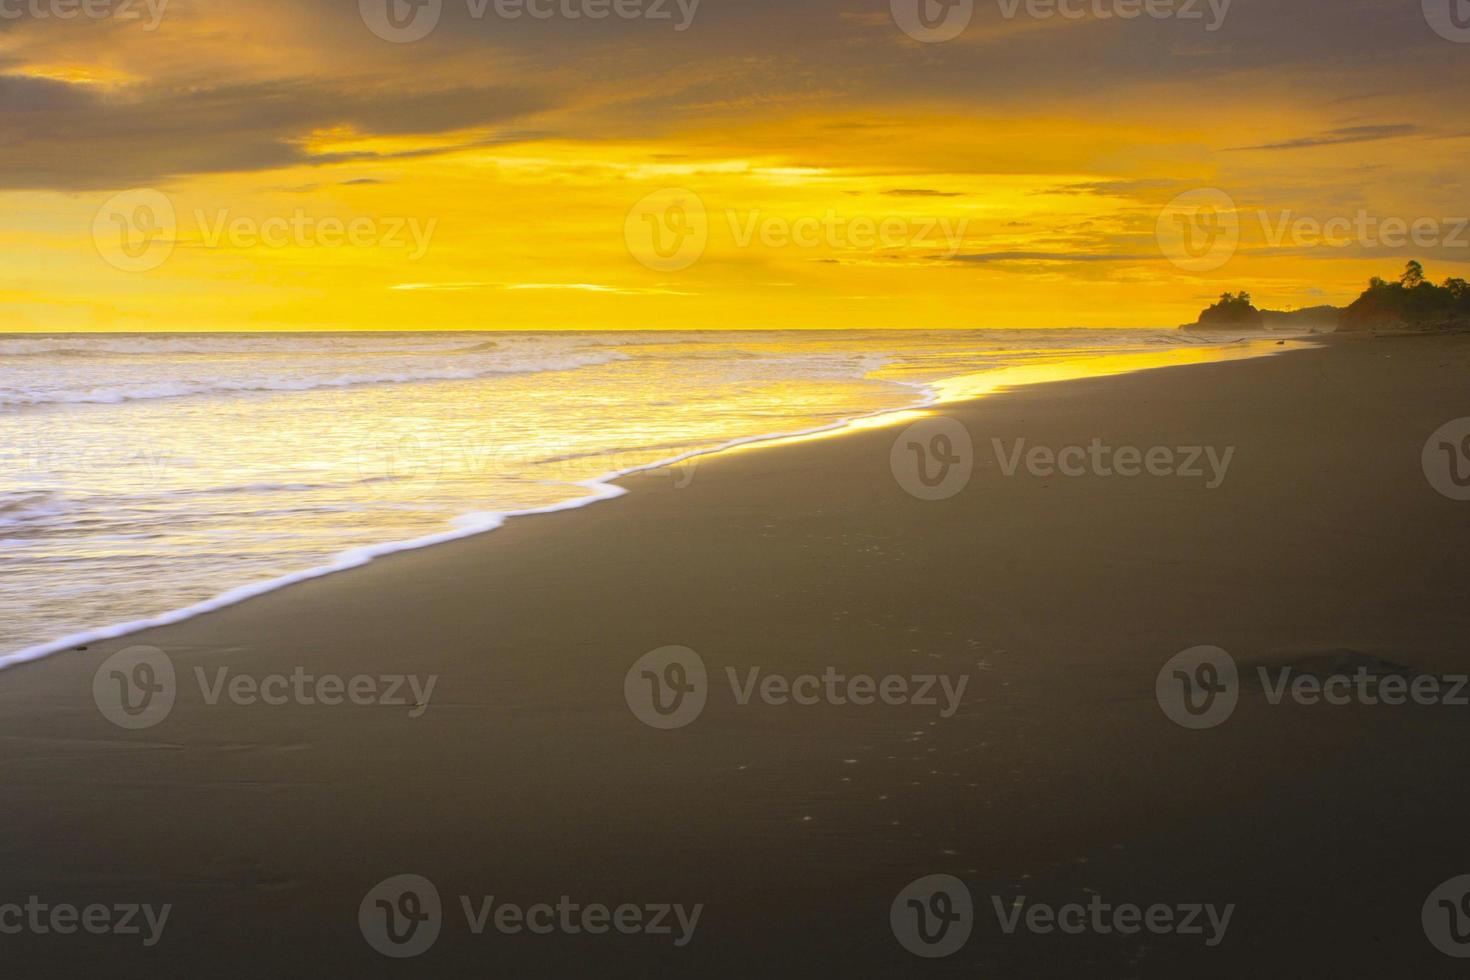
top-left (0, 390), bottom-right (951, 672)
top-left (0, 491), bottom-right (73, 528)
top-left (0, 351), bottom-right (629, 409)
top-left (0, 333), bottom-right (1308, 670)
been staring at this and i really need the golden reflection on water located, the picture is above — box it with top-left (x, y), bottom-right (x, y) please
top-left (707, 338), bottom-right (1315, 458)
top-left (1, 332), bottom-right (1314, 659)
top-left (926, 337), bottom-right (1314, 403)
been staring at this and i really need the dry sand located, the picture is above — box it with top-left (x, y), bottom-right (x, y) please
top-left (2, 333), bottom-right (1469, 977)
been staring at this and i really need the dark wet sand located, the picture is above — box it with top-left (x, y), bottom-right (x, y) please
top-left (3, 333), bottom-right (1470, 977)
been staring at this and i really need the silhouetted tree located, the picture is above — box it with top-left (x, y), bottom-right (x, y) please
top-left (1343, 262), bottom-right (1470, 330)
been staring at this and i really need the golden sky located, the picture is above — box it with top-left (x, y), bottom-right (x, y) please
top-left (4, 0), bottom-right (1469, 330)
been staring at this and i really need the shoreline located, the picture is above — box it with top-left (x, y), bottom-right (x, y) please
top-left (1, 331), bottom-right (1467, 975)
top-left (1, 335), bottom-right (1305, 672)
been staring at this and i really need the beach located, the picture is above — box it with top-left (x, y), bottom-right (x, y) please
top-left (2, 331), bottom-right (1469, 976)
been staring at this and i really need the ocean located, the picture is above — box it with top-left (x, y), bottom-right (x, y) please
top-left (0, 329), bottom-right (1271, 665)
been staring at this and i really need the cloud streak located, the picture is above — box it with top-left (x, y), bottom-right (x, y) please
top-left (1229, 124), bottom-right (1420, 152)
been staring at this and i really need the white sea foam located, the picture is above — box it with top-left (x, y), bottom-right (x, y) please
top-left (0, 399), bottom-right (935, 670)
top-left (0, 329), bottom-right (1302, 666)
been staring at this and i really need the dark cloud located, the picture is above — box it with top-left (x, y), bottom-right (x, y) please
top-left (5, 0), bottom-right (1469, 191)
top-left (1045, 179), bottom-right (1191, 199)
top-left (0, 75), bottom-right (549, 190)
top-left (0, 74), bottom-right (98, 112)
top-left (1230, 124), bottom-right (1420, 151)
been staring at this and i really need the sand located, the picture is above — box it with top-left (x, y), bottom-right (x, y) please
top-left (3, 332), bottom-right (1469, 977)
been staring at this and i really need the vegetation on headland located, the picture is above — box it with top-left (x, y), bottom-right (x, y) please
top-left (1195, 291), bottom-right (1264, 328)
top-left (1184, 262), bottom-right (1470, 333)
top-left (1339, 261), bottom-right (1470, 332)
top-left (1185, 291), bottom-right (1338, 332)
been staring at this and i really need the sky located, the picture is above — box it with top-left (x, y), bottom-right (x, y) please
top-left (3, 0), bottom-right (1469, 331)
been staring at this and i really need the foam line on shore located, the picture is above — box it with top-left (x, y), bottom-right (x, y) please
top-left (0, 338), bottom-right (1311, 672)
